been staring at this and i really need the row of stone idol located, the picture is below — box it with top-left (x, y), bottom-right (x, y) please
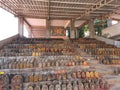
top-left (0, 74), bottom-right (109, 90)
top-left (1, 70), bottom-right (100, 83)
top-left (0, 60), bottom-right (88, 69)
top-left (26, 80), bottom-right (109, 90)
top-left (0, 50), bottom-right (74, 57)
top-left (0, 56), bottom-right (88, 69)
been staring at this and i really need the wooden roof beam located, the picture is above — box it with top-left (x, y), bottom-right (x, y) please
top-left (50, 13), bottom-right (81, 16)
top-left (99, 8), bottom-right (116, 11)
top-left (48, 0), bottom-right (50, 19)
top-left (4, 0), bottom-right (120, 7)
top-left (5, 2), bottom-right (88, 10)
top-left (50, 0), bottom-right (120, 7)
top-left (101, 7), bottom-right (120, 19)
top-left (16, 15), bottom-right (72, 20)
top-left (76, 0), bottom-right (115, 20)
top-left (92, 11), bottom-right (110, 13)
top-left (64, 20), bottom-right (70, 28)
top-left (16, 12), bottom-right (80, 16)
top-left (15, 9), bottom-right (83, 14)
top-left (23, 18), bottom-right (32, 28)
top-left (50, 1), bottom-right (96, 5)
top-left (51, 6), bottom-right (88, 10)
top-left (0, 1), bottom-right (16, 15)
top-left (77, 21), bottom-right (89, 28)
top-left (112, 18), bottom-right (120, 21)
top-left (106, 4), bottom-right (120, 7)
top-left (10, 5), bottom-right (88, 11)
top-left (31, 0), bottom-right (96, 5)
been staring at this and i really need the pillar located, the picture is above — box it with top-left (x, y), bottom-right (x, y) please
top-left (46, 19), bottom-right (51, 38)
top-left (18, 17), bottom-right (24, 38)
top-left (75, 29), bottom-right (79, 39)
top-left (28, 28), bottom-right (32, 38)
top-left (70, 19), bottom-right (75, 39)
top-left (89, 19), bottom-right (95, 38)
top-left (107, 19), bottom-right (112, 27)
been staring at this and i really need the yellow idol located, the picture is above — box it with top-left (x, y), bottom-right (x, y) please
top-left (83, 61), bottom-right (88, 66)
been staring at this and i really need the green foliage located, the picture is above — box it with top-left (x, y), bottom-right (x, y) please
top-left (84, 25), bottom-right (89, 32)
top-left (79, 27), bottom-right (85, 38)
top-left (94, 19), bottom-right (108, 36)
top-left (77, 24), bottom-right (90, 38)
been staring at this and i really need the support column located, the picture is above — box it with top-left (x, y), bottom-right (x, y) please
top-left (70, 19), bottom-right (75, 39)
top-left (28, 27), bottom-right (32, 38)
top-left (107, 19), bottom-right (112, 27)
top-left (18, 17), bottom-right (24, 38)
top-left (46, 19), bottom-right (51, 38)
top-left (89, 19), bottom-right (95, 38)
top-left (75, 29), bottom-right (79, 39)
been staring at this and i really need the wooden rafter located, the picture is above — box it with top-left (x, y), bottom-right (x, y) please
top-left (76, 0), bottom-right (115, 19)
top-left (0, 0), bottom-right (119, 20)
top-left (23, 18), bottom-right (32, 28)
top-left (48, 0), bottom-right (50, 19)
top-left (0, 1), bottom-right (16, 15)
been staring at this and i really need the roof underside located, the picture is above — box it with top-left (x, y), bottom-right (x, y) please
top-left (0, 0), bottom-right (120, 20)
